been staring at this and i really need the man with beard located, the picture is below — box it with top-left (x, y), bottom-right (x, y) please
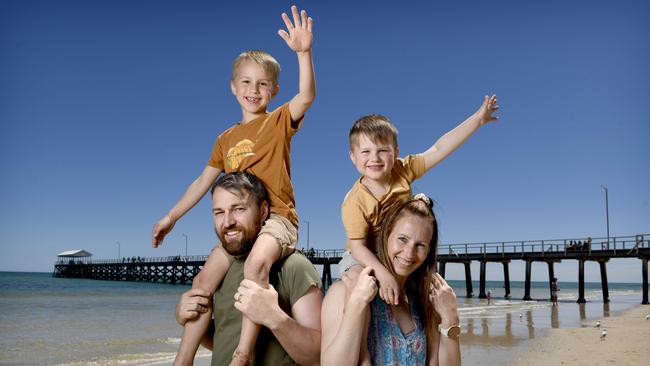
top-left (175, 172), bottom-right (322, 366)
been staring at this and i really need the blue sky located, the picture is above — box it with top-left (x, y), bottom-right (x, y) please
top-left (1, 0), bottom-right (648, 283)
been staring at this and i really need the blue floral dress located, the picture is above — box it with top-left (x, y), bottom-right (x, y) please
top-left (367, 292), bottom-right (427, 365)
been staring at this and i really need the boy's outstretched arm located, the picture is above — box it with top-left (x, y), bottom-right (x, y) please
top-left (421, 95), bottom-right (499, 172)
top-left (278, 5), bottom-right (316, 122)
top-left (152, 165), bottom-right (222, 247)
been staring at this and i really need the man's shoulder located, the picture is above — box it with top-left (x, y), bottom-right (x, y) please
top-left (273, 253), bottom-right (321, 302)
top-left (277, 253), bottom-right (317, 275)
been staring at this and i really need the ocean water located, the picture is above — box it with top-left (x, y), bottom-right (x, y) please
top-left (0, 272), bottom-right (645, 365)
top-left (0, 272), bottom-right (208, 366)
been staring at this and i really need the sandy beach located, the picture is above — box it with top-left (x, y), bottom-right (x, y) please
top-left (163, 305), bottom-right (650, 366)
top-left (505, 304), bottom-right (650, 366)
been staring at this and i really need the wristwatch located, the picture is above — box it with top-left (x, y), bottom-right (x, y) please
top-left (438, 324), bottom-right (461, 340)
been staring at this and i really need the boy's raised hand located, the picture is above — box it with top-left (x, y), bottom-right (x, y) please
top-left (476, 94), bottom-right (500, 126)
top-left (278, 5), bottom-right (313, 53)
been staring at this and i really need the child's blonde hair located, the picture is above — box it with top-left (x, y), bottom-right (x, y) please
top-left (231, 50), bottom-right (281, 85)
top-left (348, 114), bottom-right (399, 150)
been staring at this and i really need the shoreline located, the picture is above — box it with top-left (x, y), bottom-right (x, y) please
top-left (503, 304), bottom-right (650, 366)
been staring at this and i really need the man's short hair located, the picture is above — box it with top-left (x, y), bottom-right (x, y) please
top-left (231, 50), bottom-right (281, 86)
top-left (349, 114), bottom-right (399, 150)
top-left (211, 172), bottom-right (269, 208)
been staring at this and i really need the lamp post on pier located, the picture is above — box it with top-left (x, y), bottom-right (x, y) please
top-left (182, 233), bottom-right (188, 258)
top-left (115, 241), bottom-right (121, 259)
top-left (601, 185), bottom-right (610, 248)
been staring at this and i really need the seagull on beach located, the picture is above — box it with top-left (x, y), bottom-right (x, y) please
top-left (600, 328), bottom-right (607, 341)
top-left (595, 320), bottom-right (601, 328)
top-left (519, 313), bottom-right (523, 319)
top-left (645, 314), bottom-right (649, 320)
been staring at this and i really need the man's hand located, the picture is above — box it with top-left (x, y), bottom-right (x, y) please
top-left (476, 94), bottom-right (499, 126)
top-left (233, 279), bottom-right (285, 329)
top-left (176, 288), bottom-right (211, 326)
top-left (278, 5), bottom-right (313, 54)
top-left (152, 214), bottom-right (175, 248)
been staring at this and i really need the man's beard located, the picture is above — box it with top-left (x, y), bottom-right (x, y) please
top-left (217, 225), bottom-right (257, 257)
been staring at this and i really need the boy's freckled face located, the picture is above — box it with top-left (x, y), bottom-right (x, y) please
top-left (349, 134), bottom-right (397, 184)
top-left (231, 60), bottom-right (278, 118)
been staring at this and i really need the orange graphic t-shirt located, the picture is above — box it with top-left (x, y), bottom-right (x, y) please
top-left (208, 103), bottom-right (303, 226)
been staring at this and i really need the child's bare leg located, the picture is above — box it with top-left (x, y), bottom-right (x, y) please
top-left (230, 234), bottom-right (282, 366)
top-left (174, 246), bottom-right (233, 366)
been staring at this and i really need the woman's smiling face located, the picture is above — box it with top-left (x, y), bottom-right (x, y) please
top-left (386, 212), bottom-right (433, 281)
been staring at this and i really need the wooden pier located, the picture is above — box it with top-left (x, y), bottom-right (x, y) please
top-left (54, 234), bottom-right (650, 303)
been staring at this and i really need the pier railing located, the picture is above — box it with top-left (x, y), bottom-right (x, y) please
top-left (55, 255), bottom-right (210, 266)
top-left (54, 234), bottom-right (649, 302)
top-left (439, 234), bottom-right (648, 259)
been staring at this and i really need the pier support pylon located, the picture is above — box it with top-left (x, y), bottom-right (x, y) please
top-left (439, 261), bottom-right (446, 278)
top-left (642, 257), bottom-right (649, 305)
top-left (523, 260), bottom-right (532, 301)
top-left (599, 260), bottom-right (610, 304)
top-left (577, 259), bottom-right (586, 303)
top-left (322, 263), bottom-right (332, 290)
top-left (502, 261), bottom-right (511, 298)
top-left (464, 262), bottom-right (473, 297)
top-left (547, 261), bottom-right (555, 302)
top-left (478, 261), bottom-right (480, 299)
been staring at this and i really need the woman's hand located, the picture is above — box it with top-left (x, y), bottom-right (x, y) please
top-left (349, 266), bottom-right (379, 305)
top-left (429, 273), bottom-right (459, 326)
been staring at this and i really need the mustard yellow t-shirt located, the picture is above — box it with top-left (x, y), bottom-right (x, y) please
top-left (341, 154), bottom-right (426, 252)
top-left (208, 103), bottom-right (303, 226)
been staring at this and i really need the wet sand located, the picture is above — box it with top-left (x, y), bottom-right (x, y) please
top-left (505, 304), bottom-right (650, 366)
top-left (161, 301), bottom-right (650, 366)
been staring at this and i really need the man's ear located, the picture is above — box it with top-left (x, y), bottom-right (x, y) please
top-left (230, 81), bottom-right (236, 96)
top-left (260, 201), bottom-right (270, 221)
top-left (349, 149), bottom-right (356, 164)
top-left (272, 83), bottom-right (279, 98)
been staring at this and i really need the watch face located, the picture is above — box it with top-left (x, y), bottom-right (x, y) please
top-left (448, 326), bottom-right (461, 338)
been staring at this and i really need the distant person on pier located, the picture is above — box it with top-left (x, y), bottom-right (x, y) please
top-left (153, 6), bottom-right (317, 364)
top-left (174, 172), bottom-right (322, 366)
top-left (567, 241), bottom-right (576, 251)
top-left (584, 237), bottom-right (592, 251)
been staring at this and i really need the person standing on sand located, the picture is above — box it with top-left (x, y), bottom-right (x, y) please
top-left (551, 278), bottom-right (559, 306)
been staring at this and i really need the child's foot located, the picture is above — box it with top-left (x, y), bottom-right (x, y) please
top-left (229, 350), bottom-right (251, 366)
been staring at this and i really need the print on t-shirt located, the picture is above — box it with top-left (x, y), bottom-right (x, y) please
top-left (226, 139), bottom-right (255, 170)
